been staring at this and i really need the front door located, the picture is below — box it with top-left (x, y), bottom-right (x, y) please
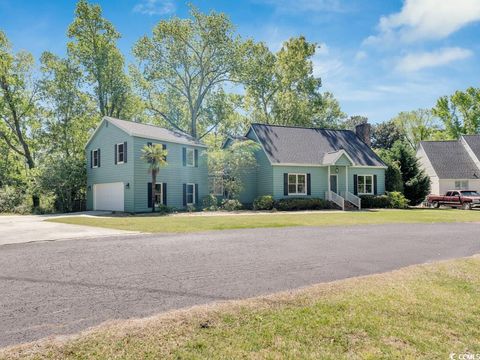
top-left (330, 175), bottom-right (338, 194)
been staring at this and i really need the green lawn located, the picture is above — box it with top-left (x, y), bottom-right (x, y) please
top-left (3, 256), bottom-right (480, 359)
top-left (48, 209), bottom-right (480, 233)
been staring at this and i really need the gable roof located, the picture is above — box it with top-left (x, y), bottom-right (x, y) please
top-left (250, 123), bottom-right (386, 167)
top-left (462, 135), bottom-right (480, 159)
top-left (86, 117), bottom-right (207, 148)
top-left (420, 140), bottom-right (480, 179)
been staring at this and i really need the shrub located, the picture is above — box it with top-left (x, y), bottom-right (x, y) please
top-left (387, 191), bottom-right (409, 209)
top-left (253, 195), bottom-right (274, 210)
top-left (155, 204), bottom-right (174, 214)
top-left (274, 198), bottom-right (333, 211)
top-left (360, 195), bottom-right (390, 209)
top-left (186, 204), bottom-right (197, 213)
top-left (221, 199), bottom-right (242, 211)
top-left (202, 194), bottom-right (220, 211)
top-left (0, 186), bottom-right (28, 213)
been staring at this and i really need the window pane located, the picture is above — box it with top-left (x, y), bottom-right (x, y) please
top-left (358, 176), bottom-right (365, 186)
top-left (155, 183), bottom-right (162, 192)
top-left (187, 149), bottom-right (194, 166)
top-left (288, 184), bottom-right (296, 193)
top-left (288, 174), bottom-right (296, 184)
top-left (365, 176), bottom-right (372, 185)
top-left (365, 184), bottom-right (372, 193)
top-left (297, 175), bottom-right (306, 193)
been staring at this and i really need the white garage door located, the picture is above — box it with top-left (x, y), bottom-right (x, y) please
top-left (93, 182), bottom-right (124, 211)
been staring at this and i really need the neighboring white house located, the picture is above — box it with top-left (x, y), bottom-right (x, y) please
top-left (417, 135), bottom-right (480, 195)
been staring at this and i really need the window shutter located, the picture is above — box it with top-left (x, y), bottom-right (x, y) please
top-left (183, 184), bottom-right (187, 206)
top-left (114, 144), bottom-right (117, 164)
top-left (98, 149), bottom-right (101, 167)
top-left (182, 148), bottom-right (187, 166)
top-left (124, 141), bottom-right (127, 163)
top-left (353, 175), bottom-right (358, 195)
top-left (195, 184), bottom-right (199, 204)
top-left (194, 149), bottom-right (198, 167)
top-left (147, 182), bottom-right (152, 208)
top-left (284, 173), bottom-right (288, 196)
top-left (374, 174), bottom-right (378, 195)
top-left (307, 173), bottom-right (311, 195)
top-left (90, 150), bottom-right (93, 168)
top-left (162, 144), bottom-right (167, 161)
top-left (163, 183), bottom-right (167, 205)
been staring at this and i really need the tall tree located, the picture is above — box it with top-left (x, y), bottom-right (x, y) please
top-left (341, 115), bottom-right (368, 130)
top-left (0, 30), bottom-right (40, 207)
top-left (393, 109), bottom-right (440, 149)
top-left (39, 52), bottom-right (97, 158)
top-left (371, 120), bottom-right (404, 149)
top-left (433, 87), bottom-right (480, 139)
top-left (386, 141), bottom-right (430, 205)
top-left (133, 6), bottom-right (243, 139)
top-left (68, 0), bottom-right (130, 118)
top-left (242, 37), bottom-right (345, 127)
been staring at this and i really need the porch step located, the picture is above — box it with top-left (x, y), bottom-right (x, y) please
top-left (344, 201), bottom-right (360, 211)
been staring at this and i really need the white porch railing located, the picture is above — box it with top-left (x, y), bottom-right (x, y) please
top-left (327, 190), bottom-right (344, 210)
top-left (344, 191), bottom-right (361, 210)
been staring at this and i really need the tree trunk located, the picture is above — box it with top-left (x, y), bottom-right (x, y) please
top-left (151, 171), bottom-right (157, 213)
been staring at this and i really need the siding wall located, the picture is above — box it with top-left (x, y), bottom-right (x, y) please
top-left (439, 179), bottom-right (480, 194)
top-left (133, 137), bottom-right (208, 212)
top-left (246, 129), bottom-right (273, 198)
top-left (417, 145), bottom-right (440, 194)
top-left (86, 121), bottom-right (135, 212)
top-left (348, 167), bottom-right (386, 195)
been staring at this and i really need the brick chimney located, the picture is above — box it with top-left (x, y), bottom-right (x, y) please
top-left (355, 122), bottom-right (371, 147)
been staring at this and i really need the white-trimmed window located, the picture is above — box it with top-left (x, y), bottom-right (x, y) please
top-left (209, 176), bottom-right (224, 196)
top-left (455, 180), bottom-right (469, 190)
top-left (186, 183), bottom-right (195, 204)
top-left (116, 143), bottom-right (125, 164)
top-left (186, 148), bottom-right (195, 167)
top-left (357, 175), bottom-right (373, 195)
top-left (288, 173), bottom-right (307, 195)
top-left (92, 149), bottom-right (99, 168)
top-left (154, 183), bottom-right (163, 206)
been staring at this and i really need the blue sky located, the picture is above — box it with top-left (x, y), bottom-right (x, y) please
top-left (1, 0), bottom-right (479, 123)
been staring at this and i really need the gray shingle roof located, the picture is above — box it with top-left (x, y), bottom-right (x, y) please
top-left (105, 117), bottom-right (206, 147)
top-left (420, 140), bottom-right (480, 179)
top-left (250, 123), bottom-right (386, 167)
top-left (463, 135), bottom-right (480, 160)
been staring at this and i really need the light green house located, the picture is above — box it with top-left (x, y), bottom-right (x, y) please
top-left (85, 117), bottom-right (208, 212)
top-left (228, 123), bottom-right (387, 210)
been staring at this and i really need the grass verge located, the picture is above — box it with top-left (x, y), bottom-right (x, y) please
top-left (47, 209), bottom-right (480, 233)
top-left (2, 256), bottom-right (480, 359)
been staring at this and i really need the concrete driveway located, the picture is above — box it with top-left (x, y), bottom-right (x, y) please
top-left (1, 222), bottom-right (480, 347)
top-left (0, 213), bottom-right (136, 245)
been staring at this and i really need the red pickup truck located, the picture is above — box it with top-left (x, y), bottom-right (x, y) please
top-left (427, 190), bottom-right (480, 210)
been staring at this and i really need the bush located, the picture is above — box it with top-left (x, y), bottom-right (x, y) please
top-left (274, 198), bottom-right (333, 211)
top-left (155, 204), bottom-right (174, 214)
top-left (387, 191), bottom-right (409, 209)
top-left (253, 195), bottom-right (274, 210)
top-left (186, 204), bottom-right (197, 212)
top-left (0, 186), bottom-right (28, 213)
top-left (221, 199), bottom-right (242, 211)
top-left (360, 195), bottom-right (390, 209)
top-left (202, 194), bottom-right (220, 211)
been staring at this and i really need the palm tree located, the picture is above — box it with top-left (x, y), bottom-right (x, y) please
top-left (141, 144), bottom-right (168, 212)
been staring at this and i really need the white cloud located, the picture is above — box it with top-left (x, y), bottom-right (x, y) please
top-left (366, 0), bottom-right (480, 44)
top-left (395, 47), bottom-right (473, 72)
top-left (133, 0), bottom-right (175, 16)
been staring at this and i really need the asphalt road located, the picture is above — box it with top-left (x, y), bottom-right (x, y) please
top-left (1, 222), bottom-right (480, 347)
